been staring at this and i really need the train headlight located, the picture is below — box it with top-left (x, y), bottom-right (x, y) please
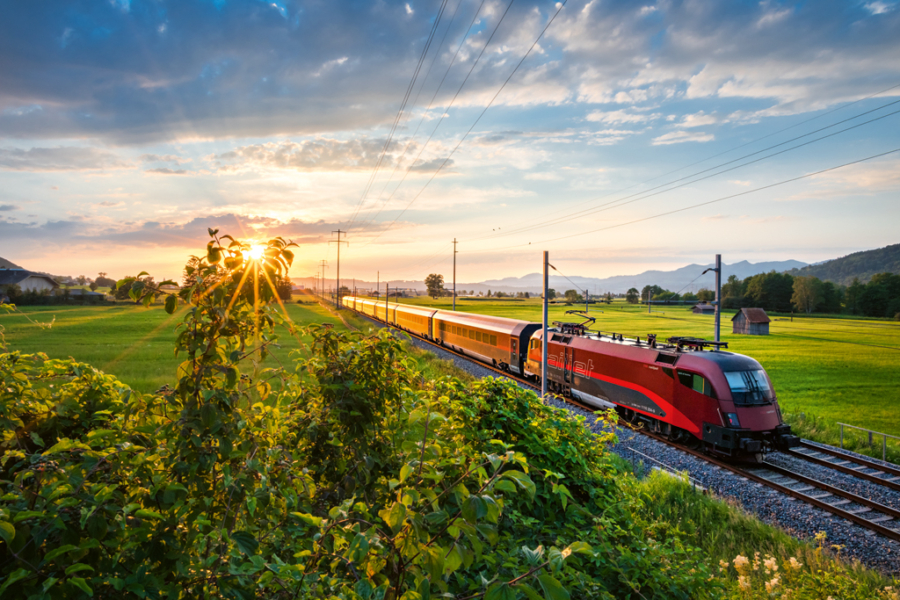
top-left (724, 413), bottom-right (741, 428)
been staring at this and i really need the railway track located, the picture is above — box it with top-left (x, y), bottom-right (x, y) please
top-left (784, 440), bottom-right (900, 493)
top-left (346, 307), bottom-right (900, 545)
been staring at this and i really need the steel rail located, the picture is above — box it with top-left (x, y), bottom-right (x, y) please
top-left (788, 441), bottom-right (900, 492)
top-left (343, 303), bottom-right (900, 542)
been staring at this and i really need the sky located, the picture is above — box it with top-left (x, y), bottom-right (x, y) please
top-left (1, 0), bottom-right (899, 285)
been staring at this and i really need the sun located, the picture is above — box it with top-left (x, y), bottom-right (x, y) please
top-left (247, 244), bottom-right (266, 261)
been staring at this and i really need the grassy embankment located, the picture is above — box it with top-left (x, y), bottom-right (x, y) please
top-left (393, 296), bottom-right (900, 461)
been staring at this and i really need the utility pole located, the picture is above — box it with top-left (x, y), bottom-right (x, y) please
top-left (542, 251), bottom-right (549, 400)
top-left (585, 288), bottom-right (589, 313)
top-left (702, 254), bottom-right (722, 346)
top-left (376, 271), bottom-right (379, 299)
top-left (318, 260), bottom-right (328, 299)
top-left (453, 238), bottom-right (458, 311)
top-left (385, 282), bottom-right (389, 322)
top-left (329, 230), bottom-right (348, 308)
top-left (647, 287), bottom-right (651, 314)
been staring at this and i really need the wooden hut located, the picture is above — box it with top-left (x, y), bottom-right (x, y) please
top-left (732, 308), bottom-right (770, 335)
top-left (692, 303), bottom-right (716, 315)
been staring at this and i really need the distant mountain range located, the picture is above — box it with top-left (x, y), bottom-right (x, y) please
top-left (294, 259), bottom-right (808, 295)
top-left (784, 243), bottom-right (900, 286)
top-left (476, 260), bottom-right (808, 295)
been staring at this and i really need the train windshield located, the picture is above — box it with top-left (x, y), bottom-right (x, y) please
top-left (724, 370), bottom-right (775, 406)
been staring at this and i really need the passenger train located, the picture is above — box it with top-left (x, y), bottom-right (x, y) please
top-left (342, 295), bottom-right (799, 461)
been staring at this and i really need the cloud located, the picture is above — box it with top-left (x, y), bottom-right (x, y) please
top-left (585, 109), bottom-right (660, 125)
top-left (651, 130), bottom-right (715, 145)
top-left (679, 111), bottom-right (720, 128)
top-left (146, 167), bottom-right (188, 175)
top-left (0, 212), bottom-right (392, 250)
top-left (95, 201), bottom-right (125, 207)
top-left (865, 2), bottom-right (894, 15)
top-left (209, 137), bottom-right (448, 173)
top-left (0, 204), bottom-right (20, 211)
top-left (140, 154), bottom-right (188, 164)
top-left (0, 146), bottom-right (130, 171)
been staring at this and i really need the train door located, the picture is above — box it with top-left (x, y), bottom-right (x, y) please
top-left (510, 338), bottom-right (518, 370)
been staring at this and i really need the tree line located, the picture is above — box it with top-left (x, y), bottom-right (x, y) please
top-left (624, 271), bottom-right (900, 318)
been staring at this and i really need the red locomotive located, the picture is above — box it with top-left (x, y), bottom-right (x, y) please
top-left (342, 297), bottom-right (798, 461)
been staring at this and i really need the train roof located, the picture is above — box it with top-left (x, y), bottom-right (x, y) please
top-left (433, 310), bottom-right (537, 336)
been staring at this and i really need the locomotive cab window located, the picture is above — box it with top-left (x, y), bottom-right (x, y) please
top-left (724, 370), bottom-right (774, 406)
top-left (677, 370), bottom-right (715, 398)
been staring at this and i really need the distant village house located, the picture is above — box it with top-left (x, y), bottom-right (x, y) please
top-left (0, 268), bottom-right (60, 294)
top-left (692, 302), bottom-right (716, 315)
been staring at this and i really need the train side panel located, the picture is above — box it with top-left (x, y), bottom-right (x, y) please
top-left (394, 304), bottom-right (437, 338)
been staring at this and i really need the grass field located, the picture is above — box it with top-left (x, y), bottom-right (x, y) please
top-left (3, 294), bottom-right (899, 457)
top-left (388, 296), bottom-right (900, 444)
top-left (0, 297), bottom-right (343, 393)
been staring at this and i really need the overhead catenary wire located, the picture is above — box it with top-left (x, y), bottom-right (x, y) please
top-left (354, 0), bottom-right (518, 243)
top-left (351, 0), bottom-right (482, 233)
top-left (358, 0), bottom-right (570, 249)
top-left (464, 97), bottom-right (900, 244)
top-left (478, 146), bottom-right (900, 252)
top-left (462, 81), bottom-right (900, 240)
top-left (344, 0), bottom-right (451, 231)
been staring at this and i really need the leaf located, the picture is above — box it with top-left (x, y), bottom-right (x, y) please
top-left (200, 403), bottom-right (218, 428)
top-left (537, 574), bottom-right (569, 600)
top-left (65, 563), bottom-right (94, 576)
top-left (0, 521), bottom-right (14, 544)
top-left (521, 545), bottom-right (544, 566)
top-left (208, 228), bottom-right (219, 237)
top-left (399, 464), bottom-right (413, 483)
top-left (134, 509), bottom-right (164, 520)
top-left (45, 544), bottom-right (79, 561)
top-left (565, 541), bottom-right (592, 556)
top-left (231, 531), bottom-right (259, 555)
top-left (164, 294), bottom-right (178, 314)
top-left (355, 580), bottom-right (374, 600)
top-left (494, 480), bottom-right (517, 494)
top-left (501, 470), bottom-right (536, 500)
top-left (517, 584), bottom-right (544, 600)
top-left (290, 512), bottom-right (323, 527)
top-left (348, 533), bottom-right (369, 562)
top-left (70, 577), bottom-right (93, 596)
top-left (0, 568), bottom-right (29, 596)
top-left (462, 495), bottom-right (486, 524)
top-left (29, 431), bottom-right (45, 447)
top-left (385, 501), bottom-right (406, 533)
top-left (12, 511), bottom-right (42, 523)
top-left (485, 583), bottom-right (516, 600)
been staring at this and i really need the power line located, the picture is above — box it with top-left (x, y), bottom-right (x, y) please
top-left (355, 0), bottom-right (516, 243)
top-left (479, 146), bottom-right (900, 252)
top-left (464, 97), bottom-right (900, 243)
top-left (359, 0), bottom-right (569, 248)
top-left (351, 0), bottom-right (476, 233)
top-left (463, 81), bottom-right (900, 240)
top-left (344, 0), bottom-right (451, 230)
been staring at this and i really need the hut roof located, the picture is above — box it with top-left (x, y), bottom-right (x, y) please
top-left (732, 308), bottom-right (770, 324)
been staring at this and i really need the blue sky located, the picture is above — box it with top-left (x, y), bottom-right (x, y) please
top-left (1, 0), bottom-right (898, 282)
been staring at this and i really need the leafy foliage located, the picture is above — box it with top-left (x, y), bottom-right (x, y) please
top-left (1, 231), bottom-right (717, 599)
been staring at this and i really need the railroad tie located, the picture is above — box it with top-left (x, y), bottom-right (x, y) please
top-left (869, 516), bottom-right (895, 524)
top-left (847, 507), bottom-right (872, 515)
top-left (809, 492), bottom-right (832, 500)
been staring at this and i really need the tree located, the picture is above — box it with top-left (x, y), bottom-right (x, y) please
top-left (486, 289), bottom-right (492, 297)
top-left (95, 273), bottom-right (117, 288)
top-left (564, 289), bottom-right (582, 303)
top-left (845, 278), bottom-right (864, 314)
top-left (545, 288), bottom-right (557, 300)
top-left (697, 288), bottom-right (714, 303)
top-left (89, 280), bottom-right (99, 291)
top-left (277, 277), bottom-right (293, 301)
top-left (722, 274), bottom-right (742, 300)
top-left (425, 273), bottom-right (444, 298)
top-left (523, 291), bottom-right (530, 299)
top-left (682, 292), bottom-right (698, 302)
top-left (625, 288), bottom-right (639, 304)
top-left (791, 276), bottom-right (821, 314)
top-left (744, 271), bottom-right (794, 312)
top-left (641, 285), bottom-right (664, 302)
top-left (76, 275), bottom-right (87, 285)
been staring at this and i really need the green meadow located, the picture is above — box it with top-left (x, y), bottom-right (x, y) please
top-left (0, 297), bottom-right (343, 394)
top-left (389, 296), bottom-right (900, 446)
top-left (3, 294), bottom-right (899, 457)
